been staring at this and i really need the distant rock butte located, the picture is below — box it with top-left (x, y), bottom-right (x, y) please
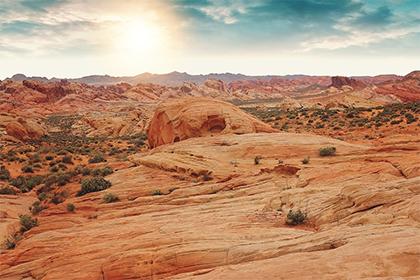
top-left (147, 97), bottom-right (277, 148)
top-left (330, 76), bottom-right (367, 90)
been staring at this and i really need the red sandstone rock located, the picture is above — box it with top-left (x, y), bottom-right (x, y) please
top-left (330, 76), bottom-right (367, 90)
top-left (147, 97), bottom-right (277, 148)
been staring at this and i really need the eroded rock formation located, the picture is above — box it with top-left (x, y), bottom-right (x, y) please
top-left (330, 76), bottom-right (367, 90)
top-left (147, 97), bottom-right (277, 148)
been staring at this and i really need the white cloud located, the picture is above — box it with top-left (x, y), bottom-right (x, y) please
top-left (197, 0), bottom-right (261, 24)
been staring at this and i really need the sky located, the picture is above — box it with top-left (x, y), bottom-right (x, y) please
top-left (0, 0), bottom-right (419, 79)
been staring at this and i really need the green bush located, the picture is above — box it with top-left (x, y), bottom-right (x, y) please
top-left (21, 165), bottom-right (34, 173)
top-left (30, 201), bottom-right (45, 215)
top-left (77, 177), bottom-right (112, 196)
top-left (286, 209), bottom-right (307, 226)
top-left (103, 193), bottom-right (119, 203)
top-left (45, 155), bottom-right (54, 161)
top-left (152, 189), bottom-right (163, 196)
top-left (0, 187), bottom-right (17, 195)
top-left (30, 153), bottom-right (41, 163)
top-left (0, 165), bottom-right (10, 180)
top-left (88, 154), bottom-right (106, 164)
top-left (92, 166), bottom-right (113, 177)
top-left (56, 173), bottom-right (71, 186)
top-left (319, 146), bottom-right (336, 157)
top-left (302, 157), bottom-right (310, 164)
top-left (44, 175), bottom-right (58, 187)
top-left (38, 192), bottom-right (48, 201)
top-left (26, 175), bottom-right (44, 189)
top-left (50, 193), bottom-right (65, 204)
top-left (10, 175), bottom-right (44, 193)
top-left (3, 236), bottom-right (17, 250)
top-left (62, 155), bottom-right (73, 164)
top-left (49, 165), bottom-right (59, 172)
top-left (66, 203), bottom-right (75, 212)
top-left (19, 214), bottom-right (38, 233)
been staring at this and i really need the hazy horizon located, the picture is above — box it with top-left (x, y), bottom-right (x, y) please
top-left (2, 69), bottom-right (417, 81)
top-left (1, 0), bottom-right (419, 79)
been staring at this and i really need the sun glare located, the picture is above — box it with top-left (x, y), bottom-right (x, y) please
top-left (118, 19), bottom-right (164, 55)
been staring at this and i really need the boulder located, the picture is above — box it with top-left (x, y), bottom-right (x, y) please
top-left (147, 97), bottom-right (277, 148)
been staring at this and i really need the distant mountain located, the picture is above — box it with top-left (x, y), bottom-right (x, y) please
top-left (4, 71), bottom-right (403, 86)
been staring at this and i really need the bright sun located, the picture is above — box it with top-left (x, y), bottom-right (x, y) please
top-left (118, 19), bottom-right (164, 54)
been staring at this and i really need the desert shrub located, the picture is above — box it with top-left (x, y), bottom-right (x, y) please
top-left (152, 189), bottom-right (163, 196)
top-left (100, 166), bottom-right (113, 176)
top-left (202, 173), bottom-right (213, 181)
top-left (254, 156), bottom-right (262, 165)
top-left (0, 165), bottom-right (11, 180)
top-left (57, 150), bottom-right (67, 156)
top-left (66, 203), bottom-right (75, 212)
top-left (302, 157), bottom-right (310, 164)
top-left (77, 177), bottom-right (112, 196)
top-left (21, 165), bottom-right (34, 173)
top-left (26, 175), bottom-right (44, 189)
top-left (10, 175), bottom-right (43, 193)
top-left (56, 173), bottom-right (71, 186)
top-left (30, 153), bottom-right (41, 163)
top-left (6, 150), bottom-right (18, 162)
top-left (286, 209), bottom-right (307, 225)
top-left (50, 193), bottom-right (65, 204)
top-left (19, 214), bottom-right (38, 233)
top-left (82, 167), bottom-right (91, 176)
top-left (0, 187), bottom-right (17, 195)
top-left (3, 236), bottom-right (18, 250)
top-left (92, 166), bottom-right (113, 177)
top-left (88, 154), bottom-right (106, 164)
top-left (405, 113), bottom-right (416, 124)
top-left (49, 165), bottom-right (59, 172)
top-left (319, 146), bottom-right (336, 157)
top-left (108, 147), bottom-right (120, 156)
top-left (9, 176), bottom-right (26, 189)
top-left (38, 192), bottom-right (48, 201)
top-left (30, 201), bottom-right (45, 215)
top-left (103, 193), bottom-right (119, 203)
top-left (45, 155), bottom-right (54, 161)
top-left (57, 163), bottom-right (67, 170)
top-left (62, 155), bottom-right (73, 164)
top-left (44, 175), bottom-right (58, 187)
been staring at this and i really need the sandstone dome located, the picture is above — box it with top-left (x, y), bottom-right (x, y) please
top-left (147, 97), bottom-right (277, 148)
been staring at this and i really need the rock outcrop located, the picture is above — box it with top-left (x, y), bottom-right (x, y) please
top-left (330, 76), bottom-right (366, 90)
top-left (147, 98), bottom-right (277, 148)
top-left (375, 71), bottom-right (420, 101)
top-left (1, 133), bottom-right (419, 279)
top-left (2, 116), bottom-right (47, 141)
